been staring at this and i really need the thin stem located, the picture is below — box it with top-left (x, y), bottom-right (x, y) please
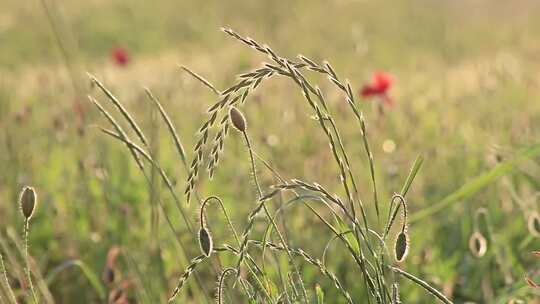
top-left (97, 128), bottom-right (212, 303)
top-left (391, 267), bottom-right (453, 304)
top-left (241, 130), bottom-right (309, 304)
top-left (243, 132), bottom-right (263, 198)
top-left (0, 253), bottom-right (17, 304)
top-left (24, 219), bottom-right (39, 304)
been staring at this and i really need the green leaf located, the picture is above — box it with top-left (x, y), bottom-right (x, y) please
top-left (45, 259), bottom-right (106, 300)
top-left (410, 142), bottom-right (540, 223)
top-left (400, 155), bottom-right (424, 196)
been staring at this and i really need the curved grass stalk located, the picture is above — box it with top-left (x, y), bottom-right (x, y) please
top-left (200, 196), bottom-right (240, 245)
top-left (0, 253), bottom-right (17, 304)
top-left (89, 73), bottom-right (149, 147)
top-left (251, 241), bottom-right (354, 304)
top-left (198, 196), bottom-right (260, 298)
top-left (211, 36), bottom-right (383, 297)
top-left (252, 152), bottom-right (380, 301)
top-left (179, 65), bottom-right (221, 95)
top-left (168, 254), bottom-right (208, 303)
top-left (143, 88), bottom-right (188, 169)
top-left (217, 242), bottom-right (354, 304)
top-left (239, 128), bottom-right (309, 304)
top-left (94, 125), bottom-right (211, 302)
top-left (222, 28), bottom-right (379, 224)
top-left (169, 248), bottom-right (271, 303)
top-left (45, 259), bottom-right (105, 300)
top-left (216, 268), bottom-right (237, 304)
top-left (391, 267), bottom-right (452, 304)
top-left (96, 121), bottom-right (195, 235)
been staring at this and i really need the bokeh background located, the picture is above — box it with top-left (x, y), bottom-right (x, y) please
top-left (1, 0), bottom-right (540, 303)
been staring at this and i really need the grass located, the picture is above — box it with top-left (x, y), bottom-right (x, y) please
top-left (1, 0), bottom-right (540, 303)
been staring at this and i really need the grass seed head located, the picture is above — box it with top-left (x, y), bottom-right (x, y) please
top-left (19, 186), bottom-right (37, 220)
top-left (229, 107), bottom-right (246, 132)
top-left (394, 231), bottom-right (409, 262)
top-left (468, 231), bottom-right (487, 258)
top-left (198, 227), bottom-right (213, 257)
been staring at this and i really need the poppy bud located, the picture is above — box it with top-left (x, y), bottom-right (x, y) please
top-left (394, 231), bottom-right (409, 262)
top-left (198, 228), bottom-right (213, 257)
top-left (19, 186), bottom-right (37, 219)
top-left (468, 231), bottom-right (487, 258)
top-left (102, 266), bottom-right (115, 285)
top-left (229, 107), bottom-right (246, 132)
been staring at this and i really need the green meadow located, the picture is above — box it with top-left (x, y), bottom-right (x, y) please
top-left (0, 1), bottom-right (539, 303)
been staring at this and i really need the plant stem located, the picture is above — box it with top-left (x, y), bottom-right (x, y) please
top-left (24, 219), bottom-right (39, 304)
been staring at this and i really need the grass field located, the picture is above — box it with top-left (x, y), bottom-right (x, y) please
top-left (1, 0), bottom-right (540, 303)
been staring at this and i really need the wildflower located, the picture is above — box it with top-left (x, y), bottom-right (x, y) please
top-left (360, 71), bottom-right (394, 106)
top-left (111, 47), bottom-right (130, 66)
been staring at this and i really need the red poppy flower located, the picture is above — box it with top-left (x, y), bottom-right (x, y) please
top-left (360, 71), bottom-right (394, 106)
top-left (111, 47), bottom-right (130, 67)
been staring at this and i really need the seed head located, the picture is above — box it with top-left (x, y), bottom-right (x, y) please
top-left (229, 107), bottom-right (246, 132)
top-left (394, 231), bottom-right (409, 262)
top-left (198, 228), bottom-right (213, 257)
top-left (468, 231), bottom-right (487, 258)
top-left (19, 186), bottom-right (37, 219)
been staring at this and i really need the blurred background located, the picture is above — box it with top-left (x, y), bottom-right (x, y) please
top-left (1, 0), bottom-right (540, 303)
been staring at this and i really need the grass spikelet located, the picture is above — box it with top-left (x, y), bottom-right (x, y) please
top-left (180, 65), bottom-right (220, 95)
top-left (229, 106), bottom-right (246, 132)
top-left (527, 212), bottom-right (540, 237)
top-left (394, 231), bottom-right (409, 263)
top-left (168, 254), bottom-right (209, 303)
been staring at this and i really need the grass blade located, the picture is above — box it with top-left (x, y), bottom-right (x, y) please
top-left (410, 142), bottom-right (540, 223)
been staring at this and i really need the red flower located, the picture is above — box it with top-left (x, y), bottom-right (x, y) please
top-left (360, 71), bottom-right (394, 106)
top-left (111, 47), bottom-right (130, 67)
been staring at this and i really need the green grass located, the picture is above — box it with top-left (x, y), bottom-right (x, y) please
top-left (1, 0), bottom-right (540, 303)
